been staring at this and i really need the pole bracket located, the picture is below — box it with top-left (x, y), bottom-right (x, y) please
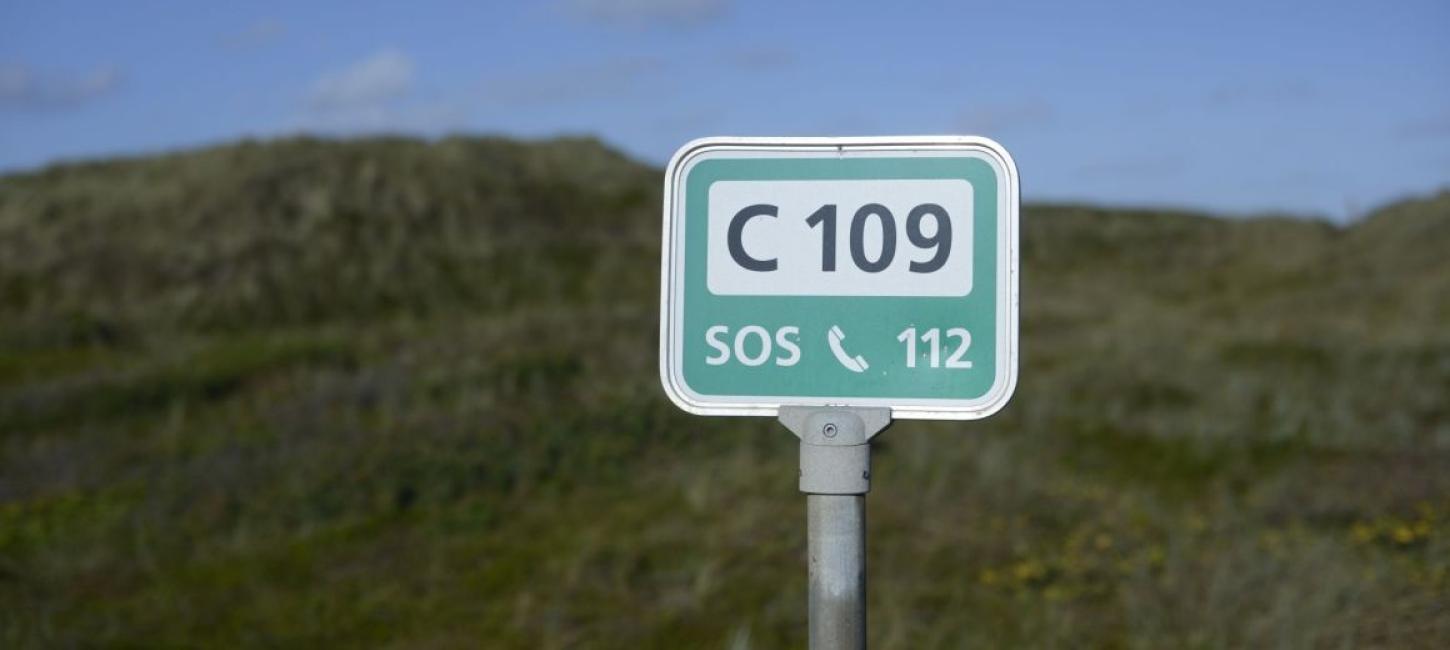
top-left (780, 406), bottom-right (892, 495)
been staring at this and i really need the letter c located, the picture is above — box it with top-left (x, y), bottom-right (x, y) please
top-left (728, 204), bottom-right (778, 272)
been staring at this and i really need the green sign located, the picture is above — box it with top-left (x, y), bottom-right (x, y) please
top-left (659, 137), bottom-right (1019, 420)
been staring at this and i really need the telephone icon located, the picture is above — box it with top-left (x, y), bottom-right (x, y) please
top-left (827, 325), bottom-right (869, 373)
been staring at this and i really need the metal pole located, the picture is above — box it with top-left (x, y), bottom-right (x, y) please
top-left (780, 407), bottom-right (891, 650)
top-left (808, 494), bottom-right (866, 650)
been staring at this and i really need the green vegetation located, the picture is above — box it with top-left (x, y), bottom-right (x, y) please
top-left (1, 136), bottom-right (1447, 648)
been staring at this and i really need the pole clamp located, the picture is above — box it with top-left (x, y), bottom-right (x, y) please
top-left (780, 406), bottom-right (892, 496)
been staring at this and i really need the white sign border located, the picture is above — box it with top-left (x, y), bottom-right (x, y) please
top-left (658, 136), bottom-right (1020, 420)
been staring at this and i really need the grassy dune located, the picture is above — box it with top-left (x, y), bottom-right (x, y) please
top-left (1, 137), bottom-right (1447, 648)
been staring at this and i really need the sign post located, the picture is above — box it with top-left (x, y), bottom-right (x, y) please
top-left (780, 405), bottom-right (889, 650)
top-left (659, 137), bottom-right (1019, 649)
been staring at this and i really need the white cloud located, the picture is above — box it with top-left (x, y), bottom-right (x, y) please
top-left (0, 63), bottom-right (121, 111)
top-left (308, 50), bottom-right (414, 111)
top-left (562, 0), bottom-right (729, 26)
top-left (297, 49), bottom-right (465, 134)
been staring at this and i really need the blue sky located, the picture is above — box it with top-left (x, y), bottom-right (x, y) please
top-left (1, 0), bottom-right (1446, 220)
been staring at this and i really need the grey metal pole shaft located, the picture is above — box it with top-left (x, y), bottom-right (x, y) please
top-left (780, 406), bottom-right (891, 650)
top-left (808, 494), bottom-right (866, 650)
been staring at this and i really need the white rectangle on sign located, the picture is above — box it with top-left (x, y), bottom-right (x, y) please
top-left (707, 179), bottom-right (973, 296)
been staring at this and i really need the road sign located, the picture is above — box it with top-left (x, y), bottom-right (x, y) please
top-left (659, 136), bottom-right (1019, 420)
